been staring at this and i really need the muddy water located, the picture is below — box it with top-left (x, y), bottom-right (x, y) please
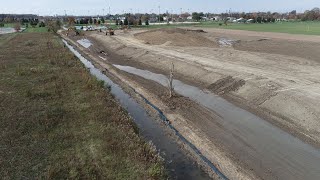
top-left (0, 28), bottom-right (15, 35)
top-left (77, 39), bottom-right (92, 48)
top-left (62, 40), bottom-right (212, 180)
top-left (113, 65), bottom-right (320, 180)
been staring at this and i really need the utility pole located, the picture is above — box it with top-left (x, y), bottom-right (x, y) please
top-left (158, 6), bottom-right (161, 24)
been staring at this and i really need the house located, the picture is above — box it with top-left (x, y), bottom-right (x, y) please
top-left (246, 19), bottom-right (255, 23)
top-left (236, 18), bottom-right (246, 23)
top-left (212, 16), bottom-right (222, 21)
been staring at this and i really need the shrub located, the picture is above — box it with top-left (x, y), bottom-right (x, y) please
top-left (124, 18), bottom-right (128, 26)
top-left (30, 21), bottom-right (38, 28)
top-left (0, 23), bottom-right (4, 27)
top-left (39, 21), bottom-right (46, 27)
top-left (14, 23), bottom-right (21, 31)
top-left (138, 19), bottom-right (142, 26)
top-left (145, 20), bottom-right (149, 26)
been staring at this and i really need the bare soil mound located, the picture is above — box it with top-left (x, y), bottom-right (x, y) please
top-left (208, 76), bottom-right (246, 94)
top-left (135, 28), bottom-right (217, 47)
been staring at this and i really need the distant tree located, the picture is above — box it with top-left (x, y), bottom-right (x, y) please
top-left (128, 16), bottom-right (134, 25)
top-left (98, 20), bottom-right (101, 24)
top-left (138, 18), bottom-right (142, 25)
top-left (30, 21), bottom-right (38, 28)
top-left (145, 20), bottom-right (149, 25)
top-left (47, 20), bottom-right (60, 33)
top-left (89, 18), bottom-right (93, 24)
top-left (0, 23), bottom-right (4, 27)
top-left (267, 18), bottom-right (272, 23)
top-left (262, 18), bottom-right (267, 23)
top-left (256, 17), bottom-right (262, 23)
top-left (180, 13), bottom-right (190, 20)
top-left (124, 18), bottom-right (128, 25)
top-left (115, 19), bottom-right (119, 25)
top-left (199, 12), bottom-right (205, 18)
top-left (93, 19), bottom-right (97, 24)
top-left (14, 23), bottom-right (21, 32)
top-left (68, 17), bottom-right (75, 26)
top-left (39, 21), bottom-right (46, 27)
top-left (192, 12), bottom-right (201, 21)
top-left (101, 17), bottom-right (105, 24)
top-left (4, 17), bottom-right (14, 23)
top-left (119, 20), bottom-right (123, 26)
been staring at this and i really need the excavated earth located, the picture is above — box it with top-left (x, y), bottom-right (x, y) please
top-left (64, 27), bottom-right (320, 180)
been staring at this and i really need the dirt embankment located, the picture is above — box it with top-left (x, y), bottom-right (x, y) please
top-left (135, 28), bottom-right (218, 47)
top-left (83, 28), bottom-right (320, 180)
top-left (110, 28), bottom-right (320, 149)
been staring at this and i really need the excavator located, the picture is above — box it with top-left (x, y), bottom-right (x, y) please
top-left (105, 28), bottom-right (114, 36)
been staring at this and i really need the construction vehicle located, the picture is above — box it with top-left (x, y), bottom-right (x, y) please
top-left (106, 28), bottom-right (115, 36)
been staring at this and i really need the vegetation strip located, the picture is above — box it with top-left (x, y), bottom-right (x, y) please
top-left (0, 32), bottom-right (166, 179)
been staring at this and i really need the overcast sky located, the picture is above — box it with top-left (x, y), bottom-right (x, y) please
top-left (1, 0), bottom-right (319, 15)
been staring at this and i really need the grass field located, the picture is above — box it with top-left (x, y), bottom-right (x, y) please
top-left (23, 26), bottom-right (48, 33)
top-left (0, 32), bottom-right (166, 179)
top-left (200, 21), bottom-right (320, 35)
top-left (132, 21), bottom-right (320, 36)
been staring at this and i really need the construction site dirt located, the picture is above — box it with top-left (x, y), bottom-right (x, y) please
top-left (63, 28), bottom-right (320, 180)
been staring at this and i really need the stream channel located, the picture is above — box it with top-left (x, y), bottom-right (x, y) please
top-left (63, 39), bottom-right (218, 180)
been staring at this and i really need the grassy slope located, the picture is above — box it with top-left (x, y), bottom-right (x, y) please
top-left (0, 32), bottom-right (166, 179)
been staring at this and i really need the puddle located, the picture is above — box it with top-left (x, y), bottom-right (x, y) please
top-left (62, 40), bottom-right (214, 180)
top-left (77, 39), bottom-right (92, 48)
top-left (217, 38), bottom-right (237, 47)
top-left (0, 28), bottom-right (16, 34)
top-left (113, 64), bottom-right (320, 180)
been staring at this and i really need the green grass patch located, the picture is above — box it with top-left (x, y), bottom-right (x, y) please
top-left (0, 32), bottom-right (166, 179)
top-left (23, 26), bottom-right (48, 33)
top-left (130, 21), bottom-right (320, 35)
top-left (199, 21), bottom-right (320, 35)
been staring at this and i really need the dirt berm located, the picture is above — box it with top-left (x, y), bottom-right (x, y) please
top-left (134, 28), bottom-right (218, 47)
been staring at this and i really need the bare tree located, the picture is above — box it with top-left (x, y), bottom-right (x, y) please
top-left (14, 23), bottom-right (21, 32)
top-left (168, 62), bottom-right (175, 98)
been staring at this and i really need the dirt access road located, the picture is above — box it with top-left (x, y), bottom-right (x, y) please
top-left (71, 28), bottom-right (320, 179)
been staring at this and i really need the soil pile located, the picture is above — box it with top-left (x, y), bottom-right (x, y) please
top-left (208, 76), bottom-right (245, 94)
top-left (135, 28), bottom-right (217, 47)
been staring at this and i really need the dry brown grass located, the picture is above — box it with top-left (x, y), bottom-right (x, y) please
top-left (0, 32), bottom-right (167, 179)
